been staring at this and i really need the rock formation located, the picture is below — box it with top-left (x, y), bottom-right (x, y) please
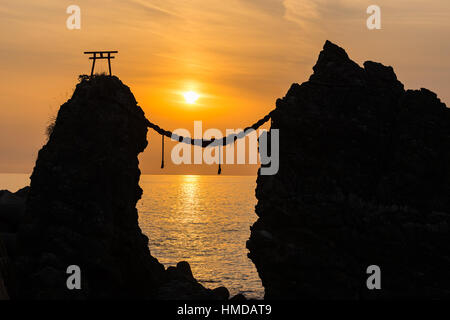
top-left (13, 75), bottom-right (224, 299)
top-left (13, 75), bottom-right (163, 299)
top-left (247, 41), bottom-right (450, 299)
top-left (157, 261), bottom-right (230, 300)
top-left (0, 238), bottom-right (10, 299)
top-left (0, 187), bottom-right (29, 299)
top-left (0, 187), bottom-right (29, 234)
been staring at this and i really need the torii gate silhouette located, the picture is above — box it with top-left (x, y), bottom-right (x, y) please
top-left (84, 51), bottom-right (118, 76)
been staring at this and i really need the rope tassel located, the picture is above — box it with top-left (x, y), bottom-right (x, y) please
top-left (218, 145), bottom-right (222, 175)
top-left (161, 134), bottom-right (165, 169)
top-left (143, 109), bottom-right (275, 175)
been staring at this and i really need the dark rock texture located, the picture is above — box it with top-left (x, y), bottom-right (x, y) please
top-left (0, 238), bottom-right (10, 299)
top-left (0, 187), bottom-right (29, 298)
top-left (0, 187), bottom-right (29, 233)
top-left (247, 41), bottom-right (450, 299)
top-left (12, 75), bottom-right (229, 300)
top-left (0, 187), bottom-right (29, 260)
top-left (15, 75), bottom-right (164, 299)
top-left (156, 261), bottom-right (230, 300)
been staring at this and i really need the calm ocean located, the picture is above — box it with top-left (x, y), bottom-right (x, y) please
top-left (0, 173), bottom-right (264, 299)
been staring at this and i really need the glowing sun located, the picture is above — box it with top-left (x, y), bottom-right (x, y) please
top-left (183, 91), bottom-right (200, 104)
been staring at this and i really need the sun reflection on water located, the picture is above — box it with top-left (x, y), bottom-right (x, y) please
top-left (179, 175), bottom-right (201, 223)
top-left (137, 174), bottom-right (264, 299)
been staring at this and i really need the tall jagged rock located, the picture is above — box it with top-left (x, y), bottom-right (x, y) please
top-left (248, 41), bottom-right (450, 299)
top-left (12, 75), bottom-right (230, 300)
top-left (15, 75), bottom-right (165, 299)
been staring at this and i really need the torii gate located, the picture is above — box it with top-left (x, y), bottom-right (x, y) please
top-left (84, 51), bottom-right (118, 76)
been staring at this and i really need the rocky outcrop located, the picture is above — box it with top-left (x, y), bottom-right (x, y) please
top-left (14, 75), bottom-right (163, 299)
top-left (13, 75), bottom-right (225, 299)
top-left (0, 238), bottom-right (10, 299)
top-left (156, 261), bottom-right (230, 300)
top-left (0, 187), bottom-right (29, 299)
top-left (0, 187), bottom-right (29, 259)
top-left (0, 187), bottom-right (29, 233)
top-left (247, 41), bottom-right (450, 299)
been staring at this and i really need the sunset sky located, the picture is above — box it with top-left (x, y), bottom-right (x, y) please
top-left (1, 0), bottom-right (449, 175)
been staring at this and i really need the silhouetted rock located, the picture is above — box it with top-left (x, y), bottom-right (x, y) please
top-left (12, 75), bottom-right (162, 299)
top-left (0, 280), bottom-right (7, 300)
top-left (0, 187), bottom-right (29, 233)
top-left (11, 75), bottom-right (226, 300)
top-left (247, 41), bottom-right (450, 299)
top-left (0, 187), bottom-right (29, 263)
top-left (212, 286), bottom-right (230, 300)
top-left (176, 261), bottom-right (195, 280)
top-left (157, 261), bottom-right (227, 300)
top-left (0, 238), bottom-right (10, 299)
top-left (230, 293), bottom-right (247, 301)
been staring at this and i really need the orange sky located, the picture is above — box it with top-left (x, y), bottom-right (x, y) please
top-left (1, 0), bottom-right (449, 175)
